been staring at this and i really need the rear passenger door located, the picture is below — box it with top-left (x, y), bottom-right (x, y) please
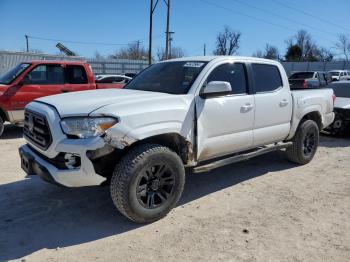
top-left (196, 62), bottom-right (255, 161)
top-left (65, 65), bottom-right (95, 92)
top-left (251, 63), bottom-right (292, 146)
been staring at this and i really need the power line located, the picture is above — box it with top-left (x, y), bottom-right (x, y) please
top-left (199, 0), bottom-right (334, 44)
top-left (199, 0), bottom-right (290, 31)
top-left (27, 34), bottom-right (164, 46)
top-left (270, 0), bottom-right (350, 32)
top-left (231, 0), bottom-right (338, 37)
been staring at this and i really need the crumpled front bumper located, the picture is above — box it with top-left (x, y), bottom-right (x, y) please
top-left (19, 138), bottom-right (107, 188)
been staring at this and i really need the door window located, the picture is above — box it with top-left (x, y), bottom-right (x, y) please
top-left (252, 64), bottom-right (282, 93)
top-left (27, 65), bottom-right (64, 85)
top-left (206, 63), bottom-right (248, 94)
top-left (65, 65), bottom-right (88, 84)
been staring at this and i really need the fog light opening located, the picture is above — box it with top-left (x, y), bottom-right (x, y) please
top-left (64, 153), bottom-right (81, 170)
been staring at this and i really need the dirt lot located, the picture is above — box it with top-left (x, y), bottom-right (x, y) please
top-left (0, 124), bottom-right (349, 262)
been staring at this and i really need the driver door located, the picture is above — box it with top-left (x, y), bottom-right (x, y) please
top-left (196, 62), bottom-right (255, 162)
top-left (8, 64), bottom-right (66, 121)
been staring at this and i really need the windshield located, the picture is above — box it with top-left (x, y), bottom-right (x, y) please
top-left (329, 71), bottom-right (340, 76)
top-left (289, 72), bottom-right (314, 79)
top-left (0, 63), bottom-right (31, 85)
top-left (125, 61), bottom-right (208, 94)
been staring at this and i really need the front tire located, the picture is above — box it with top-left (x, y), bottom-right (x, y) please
top-left (286, 120), bottom-right (319, 165)
top-left (110, 144), bottom-right (185, 223)
top-left (0, 116), bottom-right (4, 138)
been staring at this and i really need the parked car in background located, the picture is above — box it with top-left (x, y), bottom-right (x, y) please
top-left (0, 60), bottom-right (124, 137)
top-left (124, 72), bottom-right (137, 78)
top-left (288, 71), bottom-right (330, 89)
top-left (326, 81), bottom-right (350, 135)
top-left (95, 74), bottom-right (131, 84)
top-left (328, 70), bottom-right (350, 81)
top-left (19, 56), bottom-right (334, 223)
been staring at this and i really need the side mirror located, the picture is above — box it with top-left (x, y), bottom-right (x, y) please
top-left (200, 81), bottom-right (232, 99)
top-left (19, 75), bottom-right (31, 86)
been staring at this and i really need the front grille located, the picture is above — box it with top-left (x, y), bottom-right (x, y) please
top-left (23, 110), bottom-right (52, 150)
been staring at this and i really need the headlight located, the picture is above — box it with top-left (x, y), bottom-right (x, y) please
top-left (60, 117), bottom-right (118, 138)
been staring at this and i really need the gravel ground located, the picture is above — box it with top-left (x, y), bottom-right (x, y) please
top-left (0, 124), bottom-right (349, 262)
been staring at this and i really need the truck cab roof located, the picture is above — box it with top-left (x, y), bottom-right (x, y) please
top-left (23, 60), bottom-right (87, 65)
top-left (167, 56), bottom-right (280, 64)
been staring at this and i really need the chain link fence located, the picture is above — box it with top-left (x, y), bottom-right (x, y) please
top-left (0, 51), bottom-right (148, 75)
top-left (1, 50), bottom-right (349, 76)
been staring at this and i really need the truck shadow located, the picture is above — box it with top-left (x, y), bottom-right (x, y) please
top-left (319, 132), bottom-right (350, 148)
top-left (0, 150), bottom-right (297, 261)
top-left (0, 124), bottom-right (23, 139)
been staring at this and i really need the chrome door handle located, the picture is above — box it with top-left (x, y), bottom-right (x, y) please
top-left (279, 100), bottom-right (289, 106)
top-left (241, 103), bottom-right (254, 111)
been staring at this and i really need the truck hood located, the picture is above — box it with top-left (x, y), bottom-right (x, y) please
top-left (35, 89), bottom-right (183, 117)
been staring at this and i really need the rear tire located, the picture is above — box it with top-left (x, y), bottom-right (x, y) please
top-left (110, 144), bottom-right (185, 223)
top-left (0, 116), bottom-right (4, 138)
top-left (286, 120), bottom-right (319, 165)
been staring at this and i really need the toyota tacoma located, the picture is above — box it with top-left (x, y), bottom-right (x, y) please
top-left (19, 56), bottom-right (335, 223)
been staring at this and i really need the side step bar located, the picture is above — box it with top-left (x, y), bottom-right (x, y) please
top-left (193, 142), bottom-right (293, 173)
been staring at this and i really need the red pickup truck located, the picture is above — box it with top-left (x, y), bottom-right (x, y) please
top-left (0, 60), bottom-right (124, 137)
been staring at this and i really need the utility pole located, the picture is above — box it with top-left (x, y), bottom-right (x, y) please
top-left (25, 35), bottom-right (29, 52)
top-left (148, 0), bottom-right (159, 65)
top-left (204, 44), bottom-right (206, 56)
top-left (135, 40), bottom-right (141, 59)
top-left (164, 0), bottom-right (170, 60)
top-left (148, 0), bottom-right (153, 65)
top-left (168, 31), bottom-right (174, 59)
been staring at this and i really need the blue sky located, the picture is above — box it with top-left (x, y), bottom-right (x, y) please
top-left (0, 0), bottom-right (349, 58)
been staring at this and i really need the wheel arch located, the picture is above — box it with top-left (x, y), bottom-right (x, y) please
top-left (0, 107), bottom-right (9, 122)
top-left (287, 109), bottom-right (323, 140)
top-left (127, 133), bottom-right (195, 166)
top-left (300, 111), bottom-right (322, 130)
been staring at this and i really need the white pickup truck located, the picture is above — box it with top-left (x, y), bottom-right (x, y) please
top-left (19, 56), bottom-right (335, 223)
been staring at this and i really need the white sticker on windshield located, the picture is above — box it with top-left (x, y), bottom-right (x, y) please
top-left (183, 62), bottom-right (205, 68)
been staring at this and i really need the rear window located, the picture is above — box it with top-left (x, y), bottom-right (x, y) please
top-left (252, 64), bottom-right (282, 93)
top-left (330, 83), bottom-right (350, 98)
top-left (329, 71), bottom-right (340, 76)
top-left (65, 65), bottom-right (88, 84)
top-left (289, 72), bottom-right (314, 79)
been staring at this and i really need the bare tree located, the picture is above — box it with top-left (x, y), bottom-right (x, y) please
top-left (334, 34), bottom-right (350, 61)
top-left (252, 50), bottom-right (264, 58)
top-left (94, 51), bottom-right (104, 60)
top-left (110, 42), bottom-right (148, 60)
top-left (253, 44), bottom-right (279, 60)
top-left (315, 47), bottom-right (334, 62)
top-left (213, 26), bottom-right (241, 55)
top-left (284, 29), bottom-right (332, 62)
top-left (156, 46), bottom-right (186, 61)
top-left (285, 44), bottom-right (303, 61)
